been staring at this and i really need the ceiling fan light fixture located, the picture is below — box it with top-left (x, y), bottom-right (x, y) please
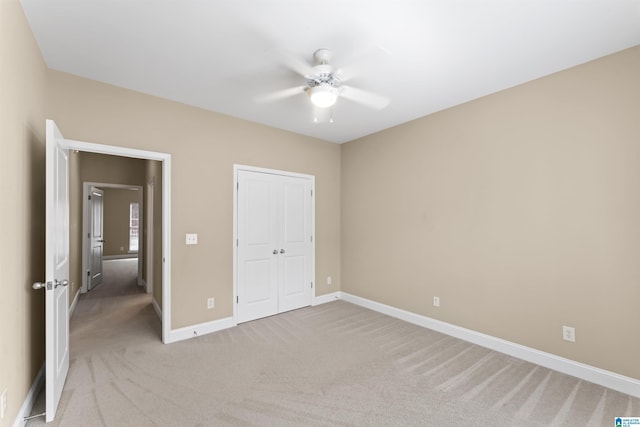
top-left (309, 84), bottom-right (338, 108)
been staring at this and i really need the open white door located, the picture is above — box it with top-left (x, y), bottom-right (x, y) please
top-left (33, 120), bottom-right (70, 422)
top-left (88, 186), bottom-right (104, 290)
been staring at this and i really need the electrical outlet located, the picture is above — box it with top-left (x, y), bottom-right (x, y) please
top-left (433, 296), bottom-right (440, 307)
top-left (1, 388), bottom-right (7, 420)
top-left (327, 276), bottom-right (332, 285)
top-left (207, 298), bottom-right (214, 309)
top-left (562, 325), bottom-right (576, 342)
top-left (186, 233), bottom-right (198, 245)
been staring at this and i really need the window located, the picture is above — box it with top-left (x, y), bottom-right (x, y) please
top-left (129, 202), bottom-right (139, 252)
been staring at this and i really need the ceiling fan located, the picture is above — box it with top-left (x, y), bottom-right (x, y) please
top-left (256, 48), bottom-right (390, 122)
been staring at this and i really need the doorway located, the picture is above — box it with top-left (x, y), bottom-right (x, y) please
top-left (81, 183), bottom-right (144, 294)
top-left (64, 140), bottom-right (172, 343)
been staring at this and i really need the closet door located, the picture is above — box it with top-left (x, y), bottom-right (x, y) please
top-left (236, 169), bottom-right (313, 323)
top-left (278, 177), bottom-right (312, 312)
top-left (237, 171), bottom-right (280, 323)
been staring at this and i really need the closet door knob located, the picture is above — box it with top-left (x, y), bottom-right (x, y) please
top-left (280, 249), bottom-right (286, 254)
top-left (273, 249), bottom-right (278, 255)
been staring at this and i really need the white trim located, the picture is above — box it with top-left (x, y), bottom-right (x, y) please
top-left (145, 179), bottom-right (154, 295)
top-left (68, 289), bottom-right (80, 318)
top-left (103, 254), bottom-right (138, 260)
top-left (13, 363), bottom-right (45, 427)
top-left (232, 164), bottom-right (316, 324)
top-left (165, 317), bottom-right (235, 343)
top-left (340, 292), bottom-right (640, 398)
top-left (313, 292), bottom-right (341, 306)
top-left (162, 155), bottom-right (172, 344)
top-left (152, 298), bottom-right (162, 320)
top-left (60, 137), bottom-right (172, 344)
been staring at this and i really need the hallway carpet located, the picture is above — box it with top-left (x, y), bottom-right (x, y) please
top-left (28, 260), bottom-right (639, 426)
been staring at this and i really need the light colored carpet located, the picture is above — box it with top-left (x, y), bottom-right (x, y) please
top-left (27, 259), bottom-right (639, 426)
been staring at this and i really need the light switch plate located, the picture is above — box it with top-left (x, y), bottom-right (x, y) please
top-left (186, 233), bottom-right (198, 245)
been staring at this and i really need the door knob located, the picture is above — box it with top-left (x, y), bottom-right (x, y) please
top-left (273, 249), bottom-right (278, 254)
top-left (32, 279), bottom-right (68, 290)
top-left (32, 282), bottom-right (47, 290)
top-left (280, 249), bottom-right (286, 254)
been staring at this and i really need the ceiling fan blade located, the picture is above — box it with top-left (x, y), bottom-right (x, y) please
top-left (335, 46), bottom-right (391, 82)
top-left (341, 85), bottom-right (390, 110)
top-left (277, 49), bottom-right (314, 77)
top-left (254, 85), bottom-right (306, 103)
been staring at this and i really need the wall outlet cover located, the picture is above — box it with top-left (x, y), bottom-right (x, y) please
top-left (562, 325), bottom-right (576, 342)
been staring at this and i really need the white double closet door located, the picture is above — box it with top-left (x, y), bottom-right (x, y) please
top-left (236, 168), bottom-right (314, 323)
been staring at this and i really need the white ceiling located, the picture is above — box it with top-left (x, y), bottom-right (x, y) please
top-left (20, 0), bottom-right (640, 144)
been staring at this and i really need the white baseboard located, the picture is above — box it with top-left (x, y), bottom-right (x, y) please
top-left (165, 316), bottom-right (235, 344)
top-left (13, 362), bottom-right (45, 427)
top-left (151, 298), bottom-right (162, 321)
top-left (313, 291), bottom-right (341, 306)
top-left (340, 292), bottom-right (640, 399)
top-left (69, 289), bottom-right (80, 319)
top-left (103, 254), bottom-right (138, 260)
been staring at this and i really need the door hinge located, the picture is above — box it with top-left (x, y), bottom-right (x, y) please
top-left (311, 281), bottom-right (313, 288)
top-left (310, 235), bottom-right (313, 242)
top-left (236, 238), bottom-right (238, 247)
top-left (311, 189), bottom-right (313, 197)
top-left (237, 182), bottom-right (239, 191)
top-left (88, 195), bottom-right (91, 200)
top-left (236, 296), bottom-right (239, 304)
top-left (88, 232), bottom-right (90, 238)
top-left (87, 270), bottom-right (90, 277)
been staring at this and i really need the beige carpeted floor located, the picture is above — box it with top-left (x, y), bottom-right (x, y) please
top-left (27, 259), bottom-right (639, 426)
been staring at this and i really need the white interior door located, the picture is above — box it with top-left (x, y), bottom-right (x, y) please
top-left (88, 186), bottom-right (104, 290)
top-left (43, 119), bottom-right (70, 422)
top-left (237, 172), bottom-right (279, 323)
top-left (279, 178), bottom-right (312, 312)
top-left (236, 168), bottom-right (313, 323)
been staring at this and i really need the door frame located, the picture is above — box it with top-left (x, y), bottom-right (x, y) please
top-left (146, 178), bottom-right (155, 295)
top-left (64, 138), bottom-right (172, 343)
top-left (81, 182), bottom-right (144, 294)
top-left (233, 164), bottom-right (316, 323)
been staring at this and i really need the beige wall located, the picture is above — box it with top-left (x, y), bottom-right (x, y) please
top-left (69, 148), bottom-right (82, 300)
top-left (46, 70), bottom-right (342, 329)
top-left (0, 1), bottom-right (47, 426)
top-left (341, 46), bottom-right (640, 380)
top-left (102, 188), bottom-right (141, 257)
